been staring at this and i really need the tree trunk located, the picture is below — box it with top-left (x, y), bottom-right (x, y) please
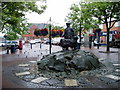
top-left (106, 28), bottom-right (110, 52)
top-left (79, 23), bottom-right (82, 49)
top-left (105, 17), bottom-right (110, 52)
top-left (79, 26), bottom-right (82, 43)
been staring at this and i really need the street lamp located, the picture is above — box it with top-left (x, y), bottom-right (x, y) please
top-left (49, 17), bottom-right (52, 54)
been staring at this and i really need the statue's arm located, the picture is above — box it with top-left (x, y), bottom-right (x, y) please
top-left (73, 29), bottom-right (77, 36)
top-left (62, 29), bottom-right (66, 37)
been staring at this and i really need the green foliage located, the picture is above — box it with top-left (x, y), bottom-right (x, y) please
top-left (66, 2), bottom-right (120, 33)
top-left (52, 26), bottom-right (64, 30)
top-left (66, 1), bottom-right (120, 51)
top-left (83, 2), bottom-right (120, 24)
top-left (66, 2), bottom-right (98, 34)
top-left (5, 32), bottom-right (19, 40)
top-left (1, 1), bottom-right (47, 39)
top-left (81, 2), bottom-right (120, 51)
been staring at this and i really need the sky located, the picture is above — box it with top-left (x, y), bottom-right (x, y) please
top-left (25, 0), bottom-right (80, 27)
top-left (1, 0), bottom-right (80, 36)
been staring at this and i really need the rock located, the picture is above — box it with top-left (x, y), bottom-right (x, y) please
top-left (37, 50), bottom-right (101, 72)
top-left (46, 79), bottom-right (61, 86)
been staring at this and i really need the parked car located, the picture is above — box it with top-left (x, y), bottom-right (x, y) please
top-left (0, 40), bottom-right (19, 49)
top-left (52, 40), bottom-right (60, 45)
top-left (22, 40), bottom-right (25, 45)
top-left (34, 39), bottom-right (41, 43)
top-left (44, 40), bottom-right (53, 44)
top-left (0, 41), bottom-right (6, 47)
top-left (29, 40), bottom-right (36, 44)
top-left (6, 41), bottom-right (19, 49)
top-left (40, 40), bottom-right (45, 43)
top-left (52, 38), bottom-right (63, 45)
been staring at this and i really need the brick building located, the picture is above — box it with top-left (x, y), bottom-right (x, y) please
top-left (22, 23), bottom-right (47, 42)
top-left (100, 21), bottom-right (120, 44)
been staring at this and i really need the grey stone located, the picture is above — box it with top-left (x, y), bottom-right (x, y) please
top-left (46, 79), bottom-right (61, 86)
top-left (22, 74), bottom-right (35, 81)
top-left (37, 50), bottom-right (101, 72)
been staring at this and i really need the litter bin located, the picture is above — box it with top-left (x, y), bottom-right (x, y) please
top-left (10, 45), bottom-right (16, 53)
top-left (19, 41), bottom-right (23, 50)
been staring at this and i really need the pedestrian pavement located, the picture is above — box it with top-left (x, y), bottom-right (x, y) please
top-left (2, 43), bottom-right (63, 88)
top-left (1, 43), bottom-right (120, 88)
top-left (1, 43), bottom-right (119, 61)
top-left (80, 46), bottom-right (119, 64)
top-left (1, 43), bottom-right (62, 61)
top-left (81, 46), bottom-right (120, 63)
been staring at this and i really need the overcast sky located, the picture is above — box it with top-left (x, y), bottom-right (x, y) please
top-left (25, 0), bottom-right (80, 27)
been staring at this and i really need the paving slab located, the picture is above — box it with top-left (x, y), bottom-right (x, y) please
top-left (29, 61), bottom-right (37, 63)
top-left (105, 75), bottom-right (120, 80)
top-left (64, 79), bottom-right (78, 86)
top-left (15, 71), bottom-right (30, 76)
top-left (18, 64), bottom-right (30, 67)
top-left (113, 64), bottom-right (120, 66)
top-left (31, 77), bottom-right (48, 83)
top-left (99, 58), bottom-right (105, 61)
top-left (115, 69), bottom-right (120, 72)
top-left (46, 79), bottom-right (62, 86)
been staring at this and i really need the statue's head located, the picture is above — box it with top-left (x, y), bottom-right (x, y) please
top-left (66, 23), bottom-right (70, 27)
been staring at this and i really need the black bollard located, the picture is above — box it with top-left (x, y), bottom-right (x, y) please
top-left (40, 43), bottom-right (41, 49)
top-left (7, 49), bottom-right (9, 54)
top-left (97, 44), bottom-right (99, 49)
top-left (30, 43), bottom-right (32, 49)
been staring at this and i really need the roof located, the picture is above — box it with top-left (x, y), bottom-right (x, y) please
top-left (27, 23), bottom-right (47, 29)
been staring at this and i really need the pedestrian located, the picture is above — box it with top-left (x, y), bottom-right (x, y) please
top-left (6, 46), bottom-right (9, 54)
top-left (19, 41), bottom-right (23, 50)
top-left (89, 35), bottom-right (92, 49)
top-left (76, 35), bottom-right (80, 49)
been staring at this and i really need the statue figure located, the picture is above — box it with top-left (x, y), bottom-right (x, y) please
top-left (60, 23), bottom-right (78, 50)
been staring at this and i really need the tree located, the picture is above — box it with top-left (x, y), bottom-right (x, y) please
top-left (1, 1), bottom-right (46, 40)
top-left (66, 2), bottom-right (120, 52)
top-left (81, 2), bottom-right (120, 52)
top-left (66, 3), bottom-right (99, 45)
top-left (4, 31), bottom-right (19, 40)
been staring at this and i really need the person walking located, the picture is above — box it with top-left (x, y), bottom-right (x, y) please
top-left (89, 35), bottom-right (92, 49)
top-left (76, 35), bottom-right (81, 49)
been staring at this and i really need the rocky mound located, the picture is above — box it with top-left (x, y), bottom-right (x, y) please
top-left (37, 50), bottom-right (101, 72)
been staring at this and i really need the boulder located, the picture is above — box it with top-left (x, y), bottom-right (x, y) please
top-left (37, 50), bottom-right (101, 72)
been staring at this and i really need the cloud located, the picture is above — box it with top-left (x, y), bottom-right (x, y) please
top-left (25, 0), bottom-right (79, 27)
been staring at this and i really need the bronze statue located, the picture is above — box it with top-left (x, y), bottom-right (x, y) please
top-left (60, 23), bottom-right (78, 50)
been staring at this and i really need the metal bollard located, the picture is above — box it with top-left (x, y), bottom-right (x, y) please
top-left (7, 47), bottom-right (9, 54)
top-left (30, 43), bottom-right (32, 49)
top-left (40, 43), bottom-right (41, 49)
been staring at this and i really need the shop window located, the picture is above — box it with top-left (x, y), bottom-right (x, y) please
top-left (28, 37), bottom-right (30, 40)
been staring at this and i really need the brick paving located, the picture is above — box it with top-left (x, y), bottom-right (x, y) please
top-left (1, 43), bottom-right (120, 88)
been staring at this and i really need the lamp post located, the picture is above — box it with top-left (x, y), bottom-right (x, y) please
top-left (79, 22), bottom-right (82, 49)
top-left (49, 17), bottom-right (52, 54)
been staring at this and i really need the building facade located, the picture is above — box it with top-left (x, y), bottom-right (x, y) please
top-left (100, 21), bottom-right (120, 44)
top-left (22, 23), bottom-right (47, 42)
